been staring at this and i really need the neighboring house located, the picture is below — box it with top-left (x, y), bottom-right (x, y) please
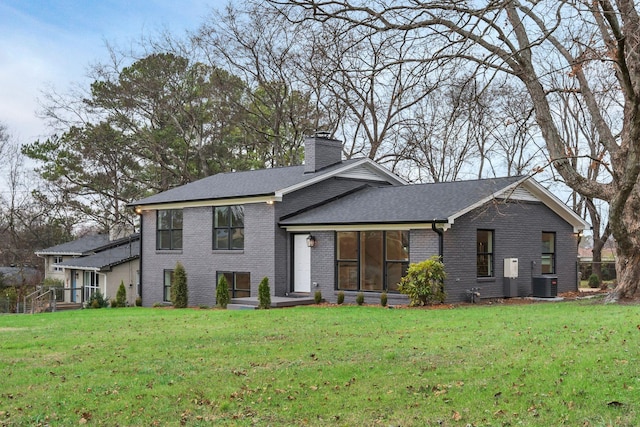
top-left (0, 266), bottom-right (40, 287)
top-left (35, 234), bottom-right (140, 306)
top-left (131, 134), bottom-right (589, 306)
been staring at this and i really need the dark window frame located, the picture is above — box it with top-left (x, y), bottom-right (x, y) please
top-left (335, 230), bottom-right (409, 292)
top-left (216, 271), bottom-right (251, 298)
top-left (156, 209), bottom-right (183, 250)
top-left (541, 232), bottom-right (556, 274)
top-left (477, 229), bottom-right (494, 278)
top-left (163, 269), bottom-right (174, 302)
top-left (213, 206), bottom-right (245, 250)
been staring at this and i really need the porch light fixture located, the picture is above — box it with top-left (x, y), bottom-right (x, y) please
top-left (306, 235), bottom-right (317, 248)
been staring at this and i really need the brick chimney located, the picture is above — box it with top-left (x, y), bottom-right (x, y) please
top-left (304, 132), bottom-right (343, 173)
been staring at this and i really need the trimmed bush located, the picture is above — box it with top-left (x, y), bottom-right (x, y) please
top-left (356, 292), bottom-right (365, 306)
top-left (171, 262), bottom-right (188, 308)
top-left (398, 255), bottom-right (447, 306)
top-left (216, 275), bottom-right (229, 309)
top-left (135, 297), bottom-right (142, 307)
top-left (337, 291), bottom-right (345, 305)
top-left (314, 290), bottom-right (322, 304)
top-left (258, 277), bottom-right (271, 309)
top-left (115, 281), bottom-right (127, 307)
top-left (380, 292), bottom-right (388, 307)
top-left (588, 273), bottom-right (601, 289)
top-left (88, 291), bottom-right (108, 309)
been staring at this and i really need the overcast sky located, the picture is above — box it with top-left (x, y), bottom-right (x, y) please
top-left (0, 0), bottom-right (226, 145)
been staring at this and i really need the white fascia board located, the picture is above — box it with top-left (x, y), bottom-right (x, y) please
top-left (35, 251), bottom-right (84, 256)
top-left (275, 159), bottom-right (407, 199)
top-left (56, 264), bottom-right (101, 272)
top-left (134, 195), bottom-right (281, 212)
top-left (283, 222), bottom-right (441, 232)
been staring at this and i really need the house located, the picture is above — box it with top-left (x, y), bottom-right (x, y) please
top-left (131, 134), bottom-right (589, 306)
top-left (35, 234), bottom-right (140, 306)
top-left (0, 266), bottom-right (40, 288)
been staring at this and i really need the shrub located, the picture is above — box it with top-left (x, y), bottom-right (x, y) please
top-left (171, 262), bottom-right (188, 308)
top-left (152, 302), bottom-right (163, 308)
top-left (87, 291), bottom-right (108, 309)
top-left (337, 291), bottom-right (345, 305)
top-left (380, 292), bottom-right (388, 307)
top-left (216, 275), bottom-right (230, 309)
top-left (356, 292), bottom-right (365, 306)
top-left (398, 255), bottom-right (447, 306)
top-left (115, 281), bottom-right (127, 307)
top-left (135, 297), bottom-right (142, 307)
top-left (588, 273), bottom-right (601, 289)
top-left (258, 277), bottom-right (271, 309)
top-left (314, 290), bottom-right (322, 304)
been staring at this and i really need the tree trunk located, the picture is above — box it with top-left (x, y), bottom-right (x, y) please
top-left (608, 191), bottom-right (640, 301)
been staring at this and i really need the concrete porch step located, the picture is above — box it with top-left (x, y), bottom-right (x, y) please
top-left (227, 304), bottom-right (257, 310)
top-left (230, 296), bottom-right (316, 308)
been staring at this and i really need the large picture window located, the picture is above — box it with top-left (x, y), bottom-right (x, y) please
top-left (157, 210), bottom-right (183, 250)
top-left (214, 206), bottom-right (244, 250)
top-left (217, 272), bottom-right (251, 298)
top-left (477, 230), bottom-right (494, 277)
top-left (541, 232), bottom-right (556, 274)
top-left (336, 231), bottom-right (409, 292)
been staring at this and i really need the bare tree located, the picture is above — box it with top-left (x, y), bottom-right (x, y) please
top-left (269, 0), bottom-right (640, 300)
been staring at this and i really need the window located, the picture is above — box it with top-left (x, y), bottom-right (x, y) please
top-left (53, 255), bottom-right (63, 272)
top-left (163, 269), bottom-right (174, 302)
top-left (213, 206), bottom-right (244, 250)
top-left (217, 272), bottom-right (251, 298)
top-left (83, 271), bottom-right (100, 302)
top-left (477, 230), bottom-right (494, 277)
top-left (336, 231), bottom-right (409, 292)
top-left (157, 210), bottom-right (183, 250)
top-left (541, 232), bottom-right (556, 274)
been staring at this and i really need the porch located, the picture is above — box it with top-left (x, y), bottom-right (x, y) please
top-left (229, 295), bottom-right (316, 309)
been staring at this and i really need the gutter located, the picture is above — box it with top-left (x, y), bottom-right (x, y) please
top-left (432, 222), bottom-right (444, 260)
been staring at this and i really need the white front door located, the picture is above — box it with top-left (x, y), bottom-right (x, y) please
top-left (293, 234), bottom-right (312, 293)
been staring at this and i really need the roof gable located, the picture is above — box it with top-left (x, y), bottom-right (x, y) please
top-left (132, 158), bottom-right (405, 209)
top-left (280, 176), bottom-right (590, 232)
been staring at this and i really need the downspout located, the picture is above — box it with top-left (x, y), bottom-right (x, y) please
top-left (138, 209), bottom-right (144, 304)
top-left (432, 222), bottom-right (444, 260)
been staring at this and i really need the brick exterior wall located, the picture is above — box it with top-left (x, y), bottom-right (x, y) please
top-left (304, 136), bottom-right (342, 173)
top-left (441, 200), bottom-right (579, 303)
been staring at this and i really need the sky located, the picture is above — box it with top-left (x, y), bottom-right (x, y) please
top-left (0, 0), bottom-right (227, 145)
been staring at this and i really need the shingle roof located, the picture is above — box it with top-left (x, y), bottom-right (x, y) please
top-left (280, 176), bottom-right (526, 225)
top-left (35, 234), bottom-right (111, 256)
top-left (132, 160), bottom-right (361, 206)
top-left (57, 240), bottom-right (140, 271)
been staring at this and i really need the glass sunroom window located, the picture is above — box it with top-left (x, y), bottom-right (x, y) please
top-left (336, 230), bottom-right (409, 292)
top-left (214, 206), bottom-right (244, 250)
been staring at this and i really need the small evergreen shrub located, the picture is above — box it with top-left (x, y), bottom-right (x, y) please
top-left (398, 255), bottom-right (447, 306)
top-left (88, 291), bottom-right (108, 309)
top-left (135, 297), bottom-right (142, 307)
top-left (216, 275), bottom-right (230, 309)
top-left (314, 290), bottom-right (322, 304)
top-left (110, 298), bottom-right (117, 307)
top-left (258, 277), bottom-right (271, 309)
top-left (115, 281), bottom-right (127, 307)
top-left (152, 302), bottom-right (163, 308)
top-left (380, 292), bottom-right (388, 307)
top-left (171, 262), bottom-right (188, 308)
top-left (337, 291), bottom-right (345, 305)
top-left (356, 292), bottom-right (365, 306)
top-left (588, 273), bottom-right (601, 288)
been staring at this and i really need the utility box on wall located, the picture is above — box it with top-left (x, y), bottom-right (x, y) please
top-left (503, 258), bottom-right (519, 278)
top-left (503, 258), bottom-right (519, 297)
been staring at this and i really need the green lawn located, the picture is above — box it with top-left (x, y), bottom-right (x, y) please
top-left (1, 300), bottom-right (639, 426)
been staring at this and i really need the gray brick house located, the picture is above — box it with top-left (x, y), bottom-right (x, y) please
top-left (132, 134), bottom-right (589, 306)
